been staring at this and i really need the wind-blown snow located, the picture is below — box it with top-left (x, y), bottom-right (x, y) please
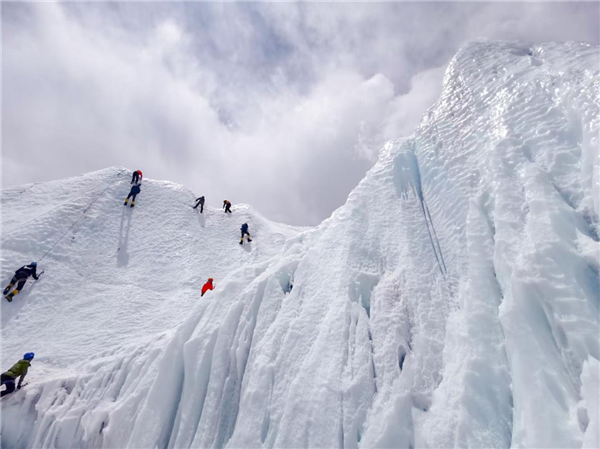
top-left (1, 40), bottom-right (598, 449)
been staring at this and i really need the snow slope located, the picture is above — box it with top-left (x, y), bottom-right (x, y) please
top-left (0, 169), bottom-right (303, 446)
top-left (1, 40), bottom-right (599, 449)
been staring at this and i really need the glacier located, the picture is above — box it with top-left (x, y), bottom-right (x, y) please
top-left (1, 40), bottom-right (598, 448)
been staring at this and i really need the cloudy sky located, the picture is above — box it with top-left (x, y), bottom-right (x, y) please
top-left (3, 2), bottom-right (599, 225)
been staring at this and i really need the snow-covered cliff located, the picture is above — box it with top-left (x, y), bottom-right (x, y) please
top-left (1, 40), bottom-right (598, 448)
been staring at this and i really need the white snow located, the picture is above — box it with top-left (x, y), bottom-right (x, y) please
top-left (581, 356), bottom-right (600, 448)
top-left (1, 40), bottom-right (598, 449)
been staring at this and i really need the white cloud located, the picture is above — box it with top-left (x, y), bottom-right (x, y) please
top-left (382, 65), bottom-right (447, 142)
top-left (2, 2), bottom-right (598, 225)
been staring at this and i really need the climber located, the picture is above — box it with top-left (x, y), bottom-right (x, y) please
top-left (223, 200), bottom-right (232, 213)
top-left (201, 278), bottom-right (214, 297)
top-left (3, 263), bottom-right (41, 302)
top-left (124, 184), bottom-right (141, 208)
top-left (240, 223), bottom-right (252, 245)
top-left (131, 170), bottom-right (143, 185)
top-left (193, 196), bottom-right (205, 213)
top-left (1, 352), bottom-right (34, 397)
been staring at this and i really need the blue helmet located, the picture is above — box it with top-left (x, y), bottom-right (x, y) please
top-left (30, 262), bottom-right (37, 267)
top-left (23, 352), bottom-right (35, 361)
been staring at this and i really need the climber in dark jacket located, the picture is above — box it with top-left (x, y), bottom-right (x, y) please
top-left (124, 184), bottom-right (141, 208)
top-left (131, 170), bottom-right (143, 185)
top-left (223, 200), bottom-right (232, 213)
top-left (193, 196), bottom-right (205, 213)
top-left (1, 353), bottom-right (34, 397)
top-left (3, 263), bottom-right (40, 301)
top-left (240, 223), bottom-right (252, 245)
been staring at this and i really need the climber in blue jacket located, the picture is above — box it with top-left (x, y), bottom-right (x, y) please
top-left (240, 223), bottom-right (252, 245)
top-left (124, 184), bottom-right (141, 208)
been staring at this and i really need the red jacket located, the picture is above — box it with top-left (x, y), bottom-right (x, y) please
top-left (201, 280), bottom-right (214, 296)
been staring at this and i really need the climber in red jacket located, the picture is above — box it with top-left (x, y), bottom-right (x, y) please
top-left (201, 278), bottom-right (214, 297)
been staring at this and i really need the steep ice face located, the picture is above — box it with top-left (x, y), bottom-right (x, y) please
top-left (1, 40), bottom-right (598, 449)
top-left (411, 41), bottom-right (600, 449)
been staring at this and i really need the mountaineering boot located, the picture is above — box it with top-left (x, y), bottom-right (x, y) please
top-left (5, 289), bottom-right (18, 301)
top-left (239, 239), bottom-right (243, 245)
top-left (3, 284), bottom-right (13, 295)
top-left (130, 201), bottom-right (135, 208)
top-left (247, 238), bottom-right (252, 242)
top-left (124, 200), bottom-right (128, 206)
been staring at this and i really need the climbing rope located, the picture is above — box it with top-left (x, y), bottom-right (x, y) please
top-left (419, 196), bottom-right (447, 281)
top-left (1, 174), bottom-right (122, 238)
top-left (424, 201), bottom-right (448, 275)
top-left (36, 170), bottom-right (126, 263)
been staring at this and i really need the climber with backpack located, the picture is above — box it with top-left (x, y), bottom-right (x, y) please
top-left (3, 263), bottom-right (42, 302)
top-left (124, 184), bottom-right (141, 208)
top-left (223, 200), bottom-right (232, 213)
top-left (240, 223), bottom-right (252, 245)
top-left (193, 196), bottom-right (205, 213)
top-left (1, 352), bottom-right (34, 397)
top-left (131, 170), bottom-right (143, 185)
top-left (201, 278), bottom-right (214, 297)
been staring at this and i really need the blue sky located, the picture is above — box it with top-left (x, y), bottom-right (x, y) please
top-left (3, 2), bottom-right (599, 225)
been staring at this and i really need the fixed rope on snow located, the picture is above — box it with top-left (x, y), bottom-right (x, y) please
top-left (36, 170), bottom-right (126, 263)
top-left (1, 170), bottom-right (125, 304)
top-left (1, 171), bottom-right (125, 238)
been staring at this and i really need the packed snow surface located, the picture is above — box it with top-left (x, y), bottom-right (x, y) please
top-left (1, 40), bottom-right (599, 448)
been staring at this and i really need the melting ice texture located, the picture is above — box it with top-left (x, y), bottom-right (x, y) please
top-left (1, 40), bottom-right (599, 449)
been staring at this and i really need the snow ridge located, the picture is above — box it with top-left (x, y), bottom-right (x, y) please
top-left (1, 40), bottom-right (599, 449)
